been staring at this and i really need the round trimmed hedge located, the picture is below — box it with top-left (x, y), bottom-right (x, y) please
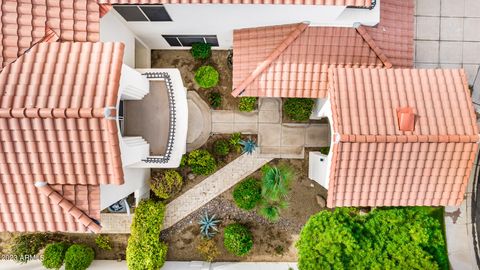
top-left (233, 178), bottom-right (261, 210)
top-left (223, 223), bottom-right (253, 256)
top-left (150, 170), bottom-right (183, 199)
top-left (195, 65), bottom-right (219, 89)
top-left (64, 244), bottom-right (94, 270)
top-left (190, 43), bottom-right (212, 60)
top-left (283, 98), bottom-right (314, 121)
top-left (187, 149), bottom-right (217, 175)
top-left (42, 242), bottom-right (69, 269)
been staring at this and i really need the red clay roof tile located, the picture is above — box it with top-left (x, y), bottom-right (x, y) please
top-left (0, 41), bottom-right (124, 232)
top-left (0, 0), bottom-right (101, 69)
top-left (232, 0), bottom-right (414, 98)
top-left (98, 0), bottom-right (372, 6)
top-left (327, 67), bottom-right (479, 207)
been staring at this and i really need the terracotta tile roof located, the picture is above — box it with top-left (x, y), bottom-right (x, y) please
top-left (231, 0), bottom-right (414, 98)
top-left (363, 0), bottom-right (414, 68)
top-left (0, 0), bottom-right (101, 69)
top-left (232, 23), bottom-right (386, 98)
top-left (327, 67), bottom-right (479, 207)
top-left (98, 0), bottom-right (373, 7)
top-left (0, 41), bottom-right (125, 232)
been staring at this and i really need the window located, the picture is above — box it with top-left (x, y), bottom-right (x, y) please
top-left (162, 35), bottom-right (219, 47)
top-left (113, 5), bottom-right (172, 22)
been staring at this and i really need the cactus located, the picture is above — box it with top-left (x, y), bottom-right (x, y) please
top-left (240, 139), bottom-right (257, 155)
top-left (199, 212), bottom-right (220, 239)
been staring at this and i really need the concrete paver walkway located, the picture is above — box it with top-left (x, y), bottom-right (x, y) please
top-left (163, 151), bottom-right (273, 229)
top-left (415, 0), bottom-right (480, 110)
top-left (415, 1), bottom-right (480, 268)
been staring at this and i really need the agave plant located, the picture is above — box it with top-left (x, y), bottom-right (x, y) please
top-left (240, 139), bottom-right (257, 155)
top-left (199, 212), bottom-right (220, 239)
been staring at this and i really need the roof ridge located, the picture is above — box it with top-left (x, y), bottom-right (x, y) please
top-left (99, 4), bottom-right (113, 18)
top-left (231, 22), bottom-right (309, 97)
top-left (0, 107), bottom-right (111, 118)
top-left (355, 25), bottom-right (393, 68)
top-left (339, 134), bottom-right (480, 143)
top-left (35, 182), bottom-right (102, 233)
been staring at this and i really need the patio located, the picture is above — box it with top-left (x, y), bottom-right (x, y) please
top-left (124, 80), bottom-right (170, 156)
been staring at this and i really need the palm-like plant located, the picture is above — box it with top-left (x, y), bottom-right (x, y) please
top-left (199, 212), bottom-right (220, 239)
top-left (261, 166), bottom-right (293, 202)
top-left (259, 200), bottom-right (288, 222)
top-left (240, 139), bottom-right (257, 155)
top-left (229, 133), bottom-right (242, 153)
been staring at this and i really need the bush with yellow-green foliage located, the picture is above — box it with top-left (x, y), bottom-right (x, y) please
top-left (196, 239), bottom-right (219, 262)
top-left (126, 200), bottom-right (168, 270)
top-left (150, 170), bottom-right (183, 199)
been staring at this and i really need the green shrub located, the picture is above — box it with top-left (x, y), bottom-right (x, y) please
top-left (319, 147), bottom-right (330, 155)
top-left (187, 149), bottom-right (217, 175)
top-left (283, 98), bottom-right (314, 121)
top-left (229, 132), bottom-right (242, 153)
top-left (259, 200), bottom-right (288, 222)
top-left (233, 178), bottom-right (262, 210)
top-left (180, 154), bottom-right (188, 167)
top-left (190, 42), bottom-right (212, 60)
top-left (42, 242), bottom-right (69, 269)
top-left (297, 207), bottom-right (449, 270)
top-left (213, 139), bottom-right (230, 156)
top-left (95, 235), bottom-right (112, 251)
top-left (209, 92), bottom-right (222, 109)
top-left (127, 237), bottom-right (168, 270)
top-left (196, 238), bottom-right (219, 262)
top-left (150, 170), bottom-right (183, 199)
top-left (64, 244), bottom-right (94, 270)
top-left (223, 224), bottom-right (253, 256)
top-left (127, 200), bottom-right (168, 270)
top-left (10, 233), bottom-right (49, 263)
top-left (238, 97), bottom-right (257, 112)
top-left (195, 65), bottom-right (219, 89)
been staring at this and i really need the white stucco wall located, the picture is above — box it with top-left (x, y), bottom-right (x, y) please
top-left (100, 11), bottom-right (151, 68)
top-left (309, 98), bottom-right (334, 189)
top-left (117, 3), bottom-right (380, 49)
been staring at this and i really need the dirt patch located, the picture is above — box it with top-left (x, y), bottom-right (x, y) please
top-left (0, 232), bottom-right (129, 261)
top-left (152, 134), bottom-right (257, 203)
top-left (151, 50), bottom-right (237, 110)
top-left (161, 153), bottom-right (328, 262)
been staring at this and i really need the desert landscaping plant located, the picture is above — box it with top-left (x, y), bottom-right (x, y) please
top-left (283, 98), bottom-right (314, 121)
top-left (297, 207), bottom-right (448, 270)
top-left (127, 200), bottom-right (168, 270)
top-left (42, 242), bottom-right (69, 269)
top-left (233, 178), bottom-right (262, 210)
top-left (229, 132), bottom-right (242, 153)
top-left (150, 169), bottom-right (183, 199)
top-left (238, 97), bottom-right (257, 112)
top-left (187, 149), bottom-right (217, 175)
top-left (223, 223), bottom-right (253, 256)
top-left (190, 42), bottom-right (212, 60)
top-left (240, 138), bottom-right (257, 155)
top-left (199, 212), bottom-right (221, 239)
top-left (259, 165), bottom-right (293, 222)
top-left (95, 235), bottom-right (112, 251)
top-left (213, 139), bottom-right (230, 157)
top-left (64, 244), bottom-right (95, 270)
top-left (10, 233), bottom-right (50, 263)
top-left (195, 65), bottom-right (219, 89)
top-left (208, 92), bottom-right (222, 109)
top-left (196, 238), bottom-right (219, 262)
